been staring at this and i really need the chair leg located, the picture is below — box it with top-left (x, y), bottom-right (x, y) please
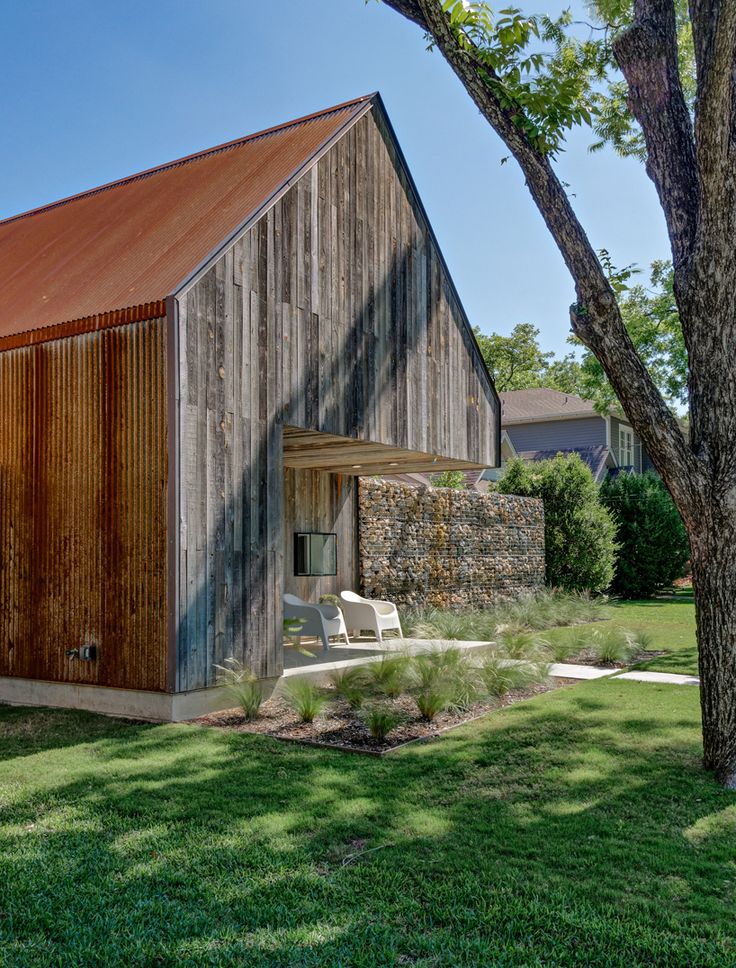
top-left (376, 627), bottom-right (383, 644)
top-left (319, 629), bottom-right (330, 653)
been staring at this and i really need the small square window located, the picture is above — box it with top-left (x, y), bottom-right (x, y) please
top-left (294, 532), bottom-right (337, 577)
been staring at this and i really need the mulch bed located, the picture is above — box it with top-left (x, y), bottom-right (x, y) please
top-left (195, 677), bottom-right (576, 754)
top-left (568, 648), bottom-right (668, 669)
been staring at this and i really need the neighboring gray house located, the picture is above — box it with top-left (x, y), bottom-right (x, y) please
top-left (491, 388), bottom-right (653, 483)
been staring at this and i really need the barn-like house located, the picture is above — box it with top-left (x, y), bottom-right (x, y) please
top-left (0, 95), bottom-right (500, 719)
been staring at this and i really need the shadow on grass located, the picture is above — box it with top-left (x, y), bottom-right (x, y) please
top-left (1, 683), bottom-right (735, 966)
top-left (611, 595), bottom-right (695, 608)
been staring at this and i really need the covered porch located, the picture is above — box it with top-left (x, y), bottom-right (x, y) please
top-left (281, 424), bottom-right (493, 670)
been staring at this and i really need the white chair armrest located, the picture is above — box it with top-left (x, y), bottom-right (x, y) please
top-left (373, 601), bottom-right (398, 616)
top-left (314, 603), bottom-right (341, 620)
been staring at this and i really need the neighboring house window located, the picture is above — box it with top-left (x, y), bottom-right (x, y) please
top-left (619, 426), bottom-right (634, 468)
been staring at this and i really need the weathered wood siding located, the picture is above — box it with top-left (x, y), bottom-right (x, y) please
top-left (176, 106), bottom-right (499, 689)
top-left (0, 318), bottom-right (168, 691)
top-left (283, 469), bottom-right (359, 602)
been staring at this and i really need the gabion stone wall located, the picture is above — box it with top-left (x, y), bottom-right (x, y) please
top-left (359, 479), bottom-right (545, 609)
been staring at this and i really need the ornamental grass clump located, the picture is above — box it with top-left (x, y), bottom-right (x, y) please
top-left (414, 687), bottom-right (451, 723)
top-left (329, 667), bottom-right (370, 709)
top-left (588, 628), bottom-right (638, 665)
top-left (496, 628), bottom-right (550, 661)
top-left (365, 654), bottom-right (411, 698)
top-left (547, 627), bottom-right (589, 662)
top-left (480, 653), bottom-right (549, 698)
top-left (408, 652), bottom-right (453, 722)
top-left (405, 646), bottom-right (484, 720)
top-left (283, 679), bottom-right (328, 723)
top-left (403, 608), bottom-right (484, 642)
top-left (403, 592), bottom-right (611, 645)
top-left (360, 703), bottom-right (406, 740)
top-left (437, 647), bottom-right (484, 712)
top-left (214, 658), bottom-right (264, 721)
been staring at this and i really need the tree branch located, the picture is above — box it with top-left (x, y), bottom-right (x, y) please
top-left (612, 0), bottom-right (698, 269)
top-left (380, 0), bottom-right (705, 508)
top-left (689, 0), bottom-right (736, 245)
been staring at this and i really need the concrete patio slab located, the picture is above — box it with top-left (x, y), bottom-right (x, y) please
top-left (282, 638), bottom-right (493, 677)
top-left (614, 670), bottom-right (700, 686)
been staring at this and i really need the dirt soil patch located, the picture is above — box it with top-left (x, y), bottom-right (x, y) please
top-left (195, 677), bottom-right (577, 754)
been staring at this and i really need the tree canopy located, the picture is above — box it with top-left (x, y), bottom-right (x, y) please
top-left (477, 261), bottom-right (686, 410)
top-left (473, 322), bottom-right (584, 393)
top-left (575, 259), bottom-right (687, 412)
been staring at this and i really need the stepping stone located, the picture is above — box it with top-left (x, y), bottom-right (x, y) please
top-left (614, 670), bottom-right (699, 686)
top-left (549, 662), bottom-right (613, 680)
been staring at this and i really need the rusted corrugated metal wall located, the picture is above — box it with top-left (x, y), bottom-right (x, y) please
top-left (0, 317), bottom-right (168, 691)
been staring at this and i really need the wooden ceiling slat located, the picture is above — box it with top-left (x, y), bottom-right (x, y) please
top-left (282, 425), bottom-right (487, 476)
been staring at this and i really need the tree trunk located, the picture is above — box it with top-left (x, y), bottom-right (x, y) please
top-left (381, 0), bottom-right (736, 786)
top-left (690, 516), bottom-right (736, 788)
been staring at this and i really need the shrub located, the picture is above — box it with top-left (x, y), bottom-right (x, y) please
top-left (319, 593), bottom-right (343, 609)
top-left (496, 454), bottom-right (618, 593)
top-left (360, 703), bottom-right (406, 739)
top-left (283, 679), bottom-right (328, 723)
top-left (214, 658), bottom-right (264, 720)
top-left (588, 628), bottom-right (637, 665)
top-left (600, 471), bottom-right (690, 598)
top-left (329, 667), bottom-right (370, 709)
top-left (432, 469), bottom-right (466, 489)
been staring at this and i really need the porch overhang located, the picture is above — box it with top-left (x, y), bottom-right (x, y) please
top-left (283, 425), bottom-right (491, 475)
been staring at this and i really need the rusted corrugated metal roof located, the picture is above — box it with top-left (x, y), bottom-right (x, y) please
top-left (0, 95), bottom-right (373, 346)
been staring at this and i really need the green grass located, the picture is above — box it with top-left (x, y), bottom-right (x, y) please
top-left (1, 678), bottom-right (735, 966)
top-left (545, 590), bottom-right (698, 675)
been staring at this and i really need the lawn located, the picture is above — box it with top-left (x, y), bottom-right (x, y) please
top-left (544, 589), bottom-right (698, 675)
top-left (2, 677), bottom-right (735, 966)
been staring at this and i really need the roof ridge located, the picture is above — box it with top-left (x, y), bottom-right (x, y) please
top-left (0, 94), bottom-right (375, 228)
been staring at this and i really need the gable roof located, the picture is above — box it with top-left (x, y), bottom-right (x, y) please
top-left (517, 445), bottom-right (615, 481)
top-left (500, 388), bottom-right (599, 423)
top-left (0, 95), bottom-right (373, 348)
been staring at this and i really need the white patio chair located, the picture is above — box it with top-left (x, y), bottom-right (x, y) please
top-left (283, 594), bottom-right (350, 653)
top-left (339, 590), bottom-right (404, 643)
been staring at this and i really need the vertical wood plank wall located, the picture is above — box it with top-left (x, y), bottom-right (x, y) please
top-left (283, 469), bottom-right (359, 602)
top-left (0, 318), bottom-right (168, 691)
top-left (177, 107), bottom-right (499, 689)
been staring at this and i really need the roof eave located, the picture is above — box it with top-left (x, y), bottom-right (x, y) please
top-left (502, 410), bottom-right (605, 426)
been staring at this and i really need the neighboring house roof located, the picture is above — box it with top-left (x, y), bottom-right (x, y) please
top-left (0, 95), bottom-right (372, 347)
top-left (382, 469), bottom-right (488, 492)
top-left (500, 388), bottom-right (599, 423)
top-left (517, 445), bottom-right (614, 482)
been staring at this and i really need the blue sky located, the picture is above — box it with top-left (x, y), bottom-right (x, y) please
top-left (0, 0), bottom-right (669, 357)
